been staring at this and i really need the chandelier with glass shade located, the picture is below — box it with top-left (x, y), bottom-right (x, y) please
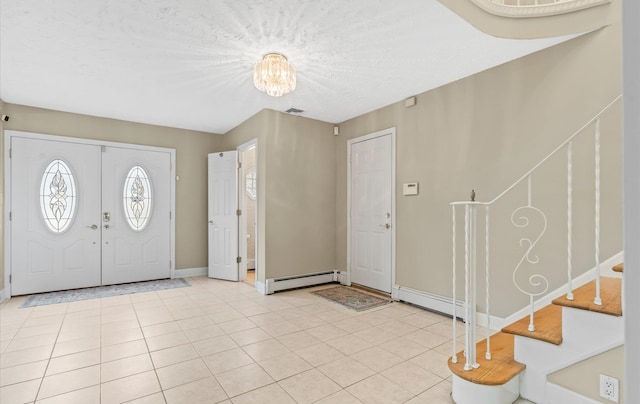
top-left (253, 53), bottom-right (296, 97)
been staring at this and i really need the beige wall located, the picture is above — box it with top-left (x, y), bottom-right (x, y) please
top-left (548, 345), bottom-right (624, 402)
top-left (0, 103), bottom-right (223, 289)
top-left (224, 110), bottom-right (336, 282)
top-left (336, 24), bottom-right (622, 317)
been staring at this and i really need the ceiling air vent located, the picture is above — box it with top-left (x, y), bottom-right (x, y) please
top-left (285, 108), bottom-right (304, 114)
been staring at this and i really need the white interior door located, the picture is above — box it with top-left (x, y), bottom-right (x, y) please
top-left (101, 147), bottom-right (172, 285)
top-left (350, 133), bottom-right (393, 293)
top-left (10, 137), bottom-right (102, 295)
top-left (208, 151), bottom-right (239, 281)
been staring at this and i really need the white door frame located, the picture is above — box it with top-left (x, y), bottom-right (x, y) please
top-left (4, 130), bottom-right (177, 298)
top-left (346, 127), bottom-right (396, 294)
top-left (237, 139), bottom-right (258, 290)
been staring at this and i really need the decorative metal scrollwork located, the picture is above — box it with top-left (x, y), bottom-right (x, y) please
top-left (511, 205), bottom-right (549, 298)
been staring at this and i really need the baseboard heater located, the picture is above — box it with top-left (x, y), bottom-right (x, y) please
top-left (394, 285), bottom-right (466, 321)
top-left (265, 270), bottom-right (337, 294)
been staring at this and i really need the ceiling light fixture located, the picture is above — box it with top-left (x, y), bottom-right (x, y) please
top-left (253, 53), bottom-right (296, 97)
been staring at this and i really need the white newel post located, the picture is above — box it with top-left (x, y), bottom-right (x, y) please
top-left (464, 203), bottom-right (479, 371)
top-left (452, 205), bottom-right (458, 364)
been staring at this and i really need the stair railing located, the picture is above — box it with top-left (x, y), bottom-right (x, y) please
top-left (451, 95), bottom-right (621, 371)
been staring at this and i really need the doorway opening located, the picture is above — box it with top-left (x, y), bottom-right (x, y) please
top-left (239, 141), bottom-right (257, 286)
top-left (206, 139), bottom-right (259, 289)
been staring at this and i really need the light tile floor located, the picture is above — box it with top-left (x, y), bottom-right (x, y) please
top-left (0, 277), bottom-right (532, 404)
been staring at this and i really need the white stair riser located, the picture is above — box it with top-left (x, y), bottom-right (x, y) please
top-left (562, 306), bottom-right (624, 345)
top-left (513, 307), bottom-right (623, 404)
top-left (451, 374), bottom-right (520, 404)
top-left (518, 368), bottom-right (547, 404)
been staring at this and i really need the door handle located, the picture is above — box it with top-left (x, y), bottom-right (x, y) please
top-left (208, 220), bottom-right (213, 224)
top-left (87, 224), bottom-right (98, 230)
top-left (104, 224), bottom-right (111, 229)
top-left (379, 223), bottom-right (391, 229)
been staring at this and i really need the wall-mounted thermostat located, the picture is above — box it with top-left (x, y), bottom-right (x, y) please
top-left (403, 182), bottom-right (419, 196)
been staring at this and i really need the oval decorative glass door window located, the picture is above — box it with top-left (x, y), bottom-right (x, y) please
top-left (40, 159), bottom-right (78, 233)
top-left (123, 165), bottom-right (153, 231)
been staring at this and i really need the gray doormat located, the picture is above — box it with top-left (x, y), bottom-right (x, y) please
top-left (20, 278), bottom-right (191, 308)
top-left (311, 286), bottom-right (392, 311)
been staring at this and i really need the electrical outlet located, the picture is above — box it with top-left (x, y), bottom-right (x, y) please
top-left (599, 374), bottom-right (619, 403)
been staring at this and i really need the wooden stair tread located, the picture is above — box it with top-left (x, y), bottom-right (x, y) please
top-left (612, 263), bottom-right (624, 273)
top-left (501, 304), bottom-right (562, 345)
top-left (448, 332), bottom-right (525, 386)
top-left (552, 277), bottom-right (622, 316)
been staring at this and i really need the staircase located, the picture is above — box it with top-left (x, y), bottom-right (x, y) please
top-left (449, 268), bottom-right (623, 403)
top-left (448, 96), bottom-right (623, 403)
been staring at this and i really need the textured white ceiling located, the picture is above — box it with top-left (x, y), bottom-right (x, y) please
top-left (0, 0), bottom-right (576, 134)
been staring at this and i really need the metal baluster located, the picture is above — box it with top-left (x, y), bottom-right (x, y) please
top-left (594, 119), bottom-right (602, 305)
top-left (527, 175), bottom-right (536, 332)
top-left (567, 141), bottom-right (574, 300)
top-left (485, 205), bottom-right (491, 360)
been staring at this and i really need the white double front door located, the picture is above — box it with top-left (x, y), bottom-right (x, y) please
top-left (10, 135), bottom-right (172, 295)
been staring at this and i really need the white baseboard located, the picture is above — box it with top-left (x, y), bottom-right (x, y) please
top-left (265, 271), bottom-right (336, 294)
top-left (173, 267), bottom-right (207, 278)
top-left (0, 288), bottom-right (7, 304)
top-left (255, 280), bottom-right (267, 295)
top-left (393, 285), bottom-right (465, 319)
top-left (545, 382), bottom-right (601, 404)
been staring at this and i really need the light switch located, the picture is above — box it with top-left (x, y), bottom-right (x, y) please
top-left (403, 182), bottom-right (419, 196)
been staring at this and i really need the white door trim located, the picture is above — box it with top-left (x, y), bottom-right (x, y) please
top-left (346, 127), bottom-right (396, 294)
top-left (4, 130), bottom-right (177, 298)
top-left (237, 139), bottom-right (258, 291)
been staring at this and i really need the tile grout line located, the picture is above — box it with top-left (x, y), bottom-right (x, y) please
top-left (133, 291), bottom-right (169, 404)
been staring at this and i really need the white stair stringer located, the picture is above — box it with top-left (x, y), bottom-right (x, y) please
top-left (451, 374), bottom-right (520, 404)
top-left (514, 306), bottom-right (624, 403)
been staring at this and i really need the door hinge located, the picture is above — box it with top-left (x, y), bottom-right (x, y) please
top-left (9, 212), bottom-right (11, 221)
top-left (238, 161), bottom-right (242, 169)
top-left (169, 211), bottom-right (172, 220)
top-left (9, 274), bottom-right (12, 283)
top-left (236, 209), bottom-right (241, 216)
top-left (9, 148), bottom-right (11, 158)
top-left (169, 260), bottom-right (172, 269)
top-left (236, 257), bottom-right (242, 264)
top-left (101, 145), bottom-right (106, 152)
